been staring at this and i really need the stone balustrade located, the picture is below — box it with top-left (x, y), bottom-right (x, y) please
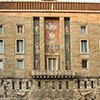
top-left (32, 70), bottom-right (75, 79)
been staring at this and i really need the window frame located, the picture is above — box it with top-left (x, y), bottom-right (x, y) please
top-left (0, 25), bottom-right (4, 34)
top-left (0, 39), bottom-right (4, 54)
top-left (80, 25), bottom-right (87, 34)
top-left (80, 39), bottom-right (89, 54)
top-left (16, 24), bottom-right (24, 34)
top-left (0, 59), bottom-right (4, 69)
top-left (82, 59), bottom-right (89, 69)
top-left (15, 39), bottom-right (25, 54)
top-left (16, 59), bottom-right (24, 69)
top-left (46, 56), bottom-right (59, 70)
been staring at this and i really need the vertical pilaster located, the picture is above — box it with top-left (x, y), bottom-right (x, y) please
top-left (60, 17), bottom-right (65, 70)
top-left (40, 17), bottom-right (45, 70)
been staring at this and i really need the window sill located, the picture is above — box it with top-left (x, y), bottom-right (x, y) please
top-left (81, 68), bottom-right (89, 70)
top-left (80, 53), bottom-right (89, 55)
top-left (16, 53), bottom-right (25, 55)
top-left (0, 53), bottom-right (4, 55)
top-left (16, 33), bottom-right (23, 35)
top-left (17, 69), bottom-right (24, 70)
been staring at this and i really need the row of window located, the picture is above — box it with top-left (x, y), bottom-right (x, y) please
top-left (12, 81), bottom-right (30, 90)
top-left (0, 25), bottom-right (87, 35)
top-left (0, 39), bottom-right (89, 54)
top-left (38, 81), bottom-right (68, 90)
top-left (0, 25), bottom-right (23, 34)
top-left (0, 40), bottom-right (24, 54)
top-left (37, 80), bottom-right (95, 90)
top-left (0, 59), bottom-right (88, 69)
top-left (77, 80), bottom-right (94, 89)
top-left (0, 59), bottom-right (24, 69)
top-left (0, 39), bottom-right (91, 69)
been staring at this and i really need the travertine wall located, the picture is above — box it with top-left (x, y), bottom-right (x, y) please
top-left (0, 11), bottom-right (100, 99)
top-left (0, 78), bottom-right (99, 99)
top-left (0, 12), bottom-right (100, 77)
top-left (0, 13), bottom-right (33, 78)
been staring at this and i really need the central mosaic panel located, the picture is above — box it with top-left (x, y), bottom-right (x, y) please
top-left (45, 18), bottom-right (59, 54)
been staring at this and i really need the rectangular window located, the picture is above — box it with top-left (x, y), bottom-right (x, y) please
top-left (82, 60), bottom-right (88, 68)
top-left (52, 81), bottom-right (55, 89)
top-left (16, 40), bottom-right (24, 53)
top-left (26, 81), bottom-right (29, 89)
top-left (17, 60), bottom-right (24, 69)
top-left (77, 80), bottom-right (80, 89)
top-left (0, 25), bottom-right (3, 34)
top-left (48, 58), bottom-right (57, 70)
top-left (66, 81), bottom-right (68, 89)
top-left (12, 81), bottom-right (15, 89)
top-left (81, 40), bottom-right (87, 53)
top-left (80, 26), bottom-right (86, 34)
top-left (17, 25), bottom-right (23, 34)
top-left (0, 60), bottom-right (3, 69)
top-left (84, 81), bottom-right (87, 89)
top-left (45, 81), bottom-right (48, 89)
top-left (38, 81), bottom-right (41, 89)
top-left (0, 40), bottom-right (4, 53)
top-left (91, 81), bottom-right (94, 89)
top-left (59, 81), bottom-right (62, 89)
top-left (19, 81), bottom-right (22, 89)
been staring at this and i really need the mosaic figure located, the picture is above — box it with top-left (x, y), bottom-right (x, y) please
top-left (35, 42), bottom-right (39, 54)
top-left (35, 59), bottom-right (40, 70)
top-left (65, 25), bottom-right (69, 34)
top-left (45, 21), bottom-right (57, 53)
top-left (45, 21), bottom-right (57, 31)
top-left (48, 30), bottom-right (56, 53)
top-left (66, 45), bottom-right (70, 69)
top-left (35, 25), bottom-right (39, 34)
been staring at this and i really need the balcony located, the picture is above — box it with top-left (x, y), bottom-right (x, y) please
top-left (32, 70), bottom-right (75, 79)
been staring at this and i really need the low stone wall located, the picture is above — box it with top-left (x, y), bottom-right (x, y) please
top-left (0, 77), bottom-right (99, 100)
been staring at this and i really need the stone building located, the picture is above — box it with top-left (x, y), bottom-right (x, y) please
top-left (0, 0), bottom-right (100, 100)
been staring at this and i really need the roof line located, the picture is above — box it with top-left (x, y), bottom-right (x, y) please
top-left (0, 1), bottom-right (100, 3)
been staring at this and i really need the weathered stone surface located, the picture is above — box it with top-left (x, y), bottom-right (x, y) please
top-left (0, 3), bottom-right (100, 100)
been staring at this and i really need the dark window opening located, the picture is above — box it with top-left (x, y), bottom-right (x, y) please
top-left (19, 81), bottom-right (22, 89)
top-left (66, 81), bottom-right (68, 89)
top-left (26, 81), bottom-right (29, 89)
top-left (17, 25), bottom-right (23, 33)
top-left (82, 60), bottom-right (87, 68)
top-left (59, 81), bottom-right (62, 89)
top-left (80, 26), bottom-right (86, 34)
top-left (38, 81), bottom-right (41, 89)
top-left (12, 81), bottom-right (15, 89)
top-left (91, 81), bottom-right (94, 89)
top-left (84, 81), bottom-right (87, 89)
top-left (78, 80), bottom-right (80, 89)
top-left (52, 81), bottom-right (55, 89)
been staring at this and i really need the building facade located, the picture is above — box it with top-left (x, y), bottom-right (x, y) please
top-left (0, 1), bottom-right (100, 100)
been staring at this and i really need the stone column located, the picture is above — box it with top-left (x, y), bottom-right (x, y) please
top-left (59, 17), bottom-right (65, 71)
top-left (40, 17), bottom-right (45, 70)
